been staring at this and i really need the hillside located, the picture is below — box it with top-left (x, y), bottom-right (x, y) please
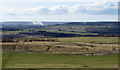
top-left (2, 21), bottom-right (119, 38)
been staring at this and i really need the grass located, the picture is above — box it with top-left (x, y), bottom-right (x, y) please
top-left (57, 37), bottom-right (118, 44)
top-left (14, 37), bottom-right (118, 44)
top-left (2, 37), bottom-right (118, 68)
top-left (2, 52), bottom-right (118, 68)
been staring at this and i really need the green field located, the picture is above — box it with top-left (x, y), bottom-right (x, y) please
top-left (57, 37), bottom-right (118, 44)
top-left (2, 52), bottom-right (118, 68)
top-left (2, 37), bottom-right (119, 68)
top-left (17, 37), bottom-right (118, 44)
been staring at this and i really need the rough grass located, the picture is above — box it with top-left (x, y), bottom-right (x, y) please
top-left (2, 41), bottom-right (118, 52)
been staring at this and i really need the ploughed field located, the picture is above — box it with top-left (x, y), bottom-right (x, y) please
top-left (2, 37), bottom-right (119, 68)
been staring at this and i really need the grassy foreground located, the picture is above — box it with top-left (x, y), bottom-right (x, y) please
top-left (2, 52), bottom-right (118, 68)
top-left (2, 37), bottom-right (118, 68)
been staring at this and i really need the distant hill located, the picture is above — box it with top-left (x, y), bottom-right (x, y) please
top-left (1, 21), bottom-right (67, 27)
top-left (42, 21), bottom-right (66, 25)
top-left (2, 21), bottom-right (118, 27)
top-left (2, 21), bottom-right (119, 38)
top-left (1, 21), bottom-right (35, 27)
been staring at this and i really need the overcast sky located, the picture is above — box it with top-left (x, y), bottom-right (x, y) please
top-left (0, 0), bottom-right (119, 22)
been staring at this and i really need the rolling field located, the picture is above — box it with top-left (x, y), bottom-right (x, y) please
top-left (2, 37), bottom-right (119, 68)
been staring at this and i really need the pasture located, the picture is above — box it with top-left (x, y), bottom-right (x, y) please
top-left (2, 52), bottom-right (118, 68)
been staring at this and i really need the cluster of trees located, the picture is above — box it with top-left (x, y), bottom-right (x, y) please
top-left (2, 38), bottom-right (58, 43)
top-left (19, 31), bottom-right (81, 37)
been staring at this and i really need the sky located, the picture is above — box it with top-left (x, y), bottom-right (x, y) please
top-left (0, 0), bottom-right (119, 22)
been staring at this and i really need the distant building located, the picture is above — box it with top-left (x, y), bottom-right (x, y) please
top-left (33, 21), bottom-right (44, 25)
